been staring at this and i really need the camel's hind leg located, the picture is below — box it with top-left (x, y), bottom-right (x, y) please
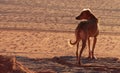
top-left (78, 39), bottom-right (87, 65)
top-left (76, 42), bottom-right (79, 61)
top-left (91, 37), bottom-right (97, 59)
top-left (87, 37), bottom-right (92, 59)
top-left (75, 32), bottom-right (81, 61)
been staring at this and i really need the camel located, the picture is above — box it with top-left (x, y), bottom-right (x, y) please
top-left (70, 9), bottom-right (99, 65)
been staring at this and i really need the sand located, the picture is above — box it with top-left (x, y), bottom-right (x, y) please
top-left (0, 0), bottom-right (120, 73)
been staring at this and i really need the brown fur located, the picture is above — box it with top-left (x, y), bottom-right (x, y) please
top-left (70, 9), bottom-right (99, 65)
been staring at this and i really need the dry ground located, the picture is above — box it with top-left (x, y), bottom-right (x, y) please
top-left (0, 29), bottom-right (120, 73)
top-left (0, 0), bottom-right (120, 73)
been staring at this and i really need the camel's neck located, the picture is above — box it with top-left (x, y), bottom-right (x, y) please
top-left (91, 18), bottom-right (98, 22)
top-left (86, 17), bottom-right (98, 26)
top-left (88, 16), bottom-right (98, 24)
top-left (89, 14), bottom-right (98, 23)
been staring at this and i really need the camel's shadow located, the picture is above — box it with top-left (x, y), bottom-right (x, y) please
top-left (16, 56), bottom-right (120, 73)
top-left (52, 56), bottom-right (120, 66)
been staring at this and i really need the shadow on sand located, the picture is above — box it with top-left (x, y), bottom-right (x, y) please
top-left (16, 56), bottom-right (120, 73)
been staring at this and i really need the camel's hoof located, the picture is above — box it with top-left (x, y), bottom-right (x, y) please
top-left (78, 61), bottom-right (82, 66)
top-left (92, 56), bottom-right (97, 60)
top-left (86, 56), bottom-right (92, 60)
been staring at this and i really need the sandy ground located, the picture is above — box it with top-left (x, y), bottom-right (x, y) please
top-left (0, 29), bottom-right (120, 73)
top-left (0, 29), bottom-right (120, 58)
top-left (0, 0), bottom-right (120, 73)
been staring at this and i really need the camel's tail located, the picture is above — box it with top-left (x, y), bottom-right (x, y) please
top-left (70, 40), bottom-right (78, 45)
top-left (67, 39), bottom-right (78, 47)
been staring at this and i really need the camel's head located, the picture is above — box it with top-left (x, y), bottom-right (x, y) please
top-left (76, 8), bottom-right (95, 20)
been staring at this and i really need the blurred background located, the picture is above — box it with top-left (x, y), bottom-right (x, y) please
top-left (0, 0), bottom-right (120, 34)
